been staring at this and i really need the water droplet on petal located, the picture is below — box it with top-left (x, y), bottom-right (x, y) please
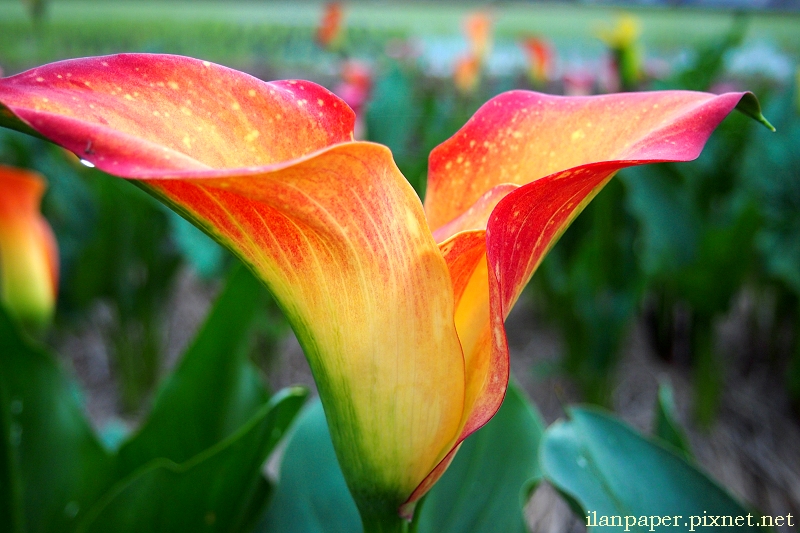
top-left (79, 159), bottom-right (95, 168)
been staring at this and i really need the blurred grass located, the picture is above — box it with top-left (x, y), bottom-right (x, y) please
top-left (0, 0), bottom-right (798, 73)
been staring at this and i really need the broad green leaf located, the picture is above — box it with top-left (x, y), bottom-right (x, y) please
top-left (541, 407), bottom-right (769, 532)
top-left (0, 306), bottom-right (114, 533)
top-left (116, 264), bottom-right (273, 479)
top-left (653, 381), bottom-right (692, 459)
top-left (415, 382), bottom-right (545, 533)
top-left (76, 387), bottom-right (307, 533)
top-left (257, 400), bottom-right (361, 533)
top-left (258, 382), bottom-right (545, 533)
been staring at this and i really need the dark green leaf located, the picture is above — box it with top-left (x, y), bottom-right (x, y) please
top-left (259, 382), bottom-right (545, 533)
top-left (76, 387), bottom-right (307, 533)
top-left (541, 407), bottom-right (769, 532)
top-left (116, 265), bottom-right (272, 479)
top-left (257, 400), bottom-right (361, 533)
top-left (0, 306), bottom-right (114, 533)
top-left (416, 382), bottom-right (545, 533)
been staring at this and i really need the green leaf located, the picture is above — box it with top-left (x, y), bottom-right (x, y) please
top-left (415, 382), bottom-right (545, 533)
top-left (653, 381), bottom-right (692, 459)
top-left (257, 400), bottom-right (361, 533)
top-left (116, 264), bottom-right (273, 479)
top-left (0, 306), bottom-right (114, 533)
top-left (541, 407), bottom-right (769, 532)
top-left (76, 387), bottom-right (307, 533)
top-left (258, 382), bottom-right (545, 533)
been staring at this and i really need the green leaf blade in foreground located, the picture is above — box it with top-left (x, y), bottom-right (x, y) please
top-left (76, 386), bottom-right (307, 533)
top-left (257, 400), bottom-right (362, 533)
top-left (541, 407), bottom-right (770, 532)
top-left (116, 265), bottom-right (272, 477)
top-left (258, 382), bottom-right (544, 533)
top-left (416, 382), bottom-right (545, 533)
top-left (0, 306), bottom-right (114, 533)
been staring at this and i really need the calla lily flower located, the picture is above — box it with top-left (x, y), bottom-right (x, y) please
top-left (520, 36), bottom-right (554, 86)
top-left (453, 54), bottom-right (481, 95)
top-left (0, 54), bottom-right (769, 529)
top-left (463, 11), bottom-right (493, 62)
top-left (316, 1), bottom-right (344, 50)
top-left (0, 165), bottom-right (59, 326)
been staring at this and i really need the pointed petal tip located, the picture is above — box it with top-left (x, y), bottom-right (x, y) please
top-left (735, 91), bottom-right (775, 132)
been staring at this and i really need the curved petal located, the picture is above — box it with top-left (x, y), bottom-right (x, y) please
top-left (144, 144), bottom-right (466, 510)
top-left (0, 54), bottom-right (354, 174)
top-left (425, 90), bottom-right (760, 233)
top-left (0, 55), bottom-right (465, 516)
top-left (413, 90), bottom-right (758, 507)
top-left (0, 165), bottom-right (59, 324)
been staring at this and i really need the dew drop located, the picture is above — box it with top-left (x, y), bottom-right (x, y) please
top-left (79, 159), bottom-right (95, 168)
top-left (577, 456), bottom-right (588, 468)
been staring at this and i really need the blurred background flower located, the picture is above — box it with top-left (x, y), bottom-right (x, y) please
top-left (0, 165), bottom-right (58, 328)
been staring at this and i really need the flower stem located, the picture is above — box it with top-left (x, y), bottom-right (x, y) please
top-left (360, 514), bottom-right (409, 533)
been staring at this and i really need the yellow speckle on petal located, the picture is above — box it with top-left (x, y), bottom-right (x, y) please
top-left (445, 161), bottom-right (453, 170)
top-left (182, 136), bottom-right (192, 149)
top-left (405, 209), bottom-right (420, 238)
top-left (180, 107), bottom-right (192, 116)
top-left (153, 111), bottom-right (160, 116)
top-left (248, 89), bottom-right (256, 97)
top-left (231, 102), bottom-right (241, 111)
top-left (168, 81), bottom-right (179, 90)
top-left (202, 61), bottom-right (211, 67)
top-left (124, 94), bottom-right (133, 100)
top-left (244, 130), bottom-right (260, 142)
top-left (317, 98), bottom-right (325, 106)
top-left (571, 129), bottom-right (586, 141)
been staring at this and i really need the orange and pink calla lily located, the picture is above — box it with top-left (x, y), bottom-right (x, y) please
top-left (0, 54), bottom-right (768, 523)
top-left (0, 165), bottom-right (59, 326)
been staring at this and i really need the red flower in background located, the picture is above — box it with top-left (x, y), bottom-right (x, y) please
top-left (521, 37), bottom-right (554, 86)
top-left (316, 1), bottom-right (344, 50)
top-left (334, 60), bottom-right (372, 138)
